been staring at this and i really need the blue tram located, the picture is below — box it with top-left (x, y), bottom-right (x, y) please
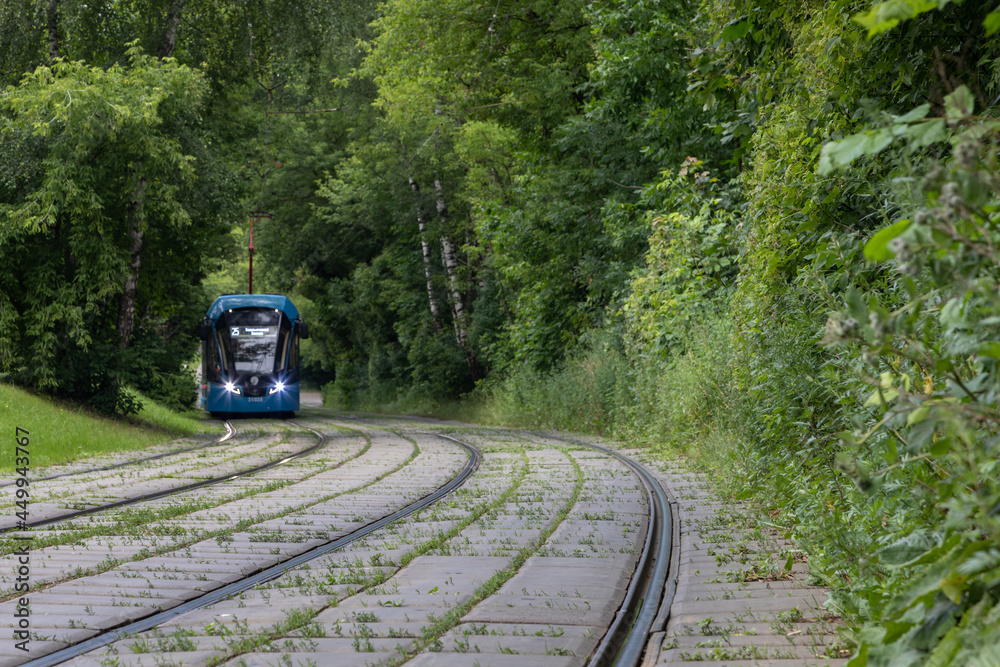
top-left (200, 294), bottom-right (309, 416)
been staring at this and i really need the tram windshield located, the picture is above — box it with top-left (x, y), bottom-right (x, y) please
top-left (217, 308), bottom-right (290, 373)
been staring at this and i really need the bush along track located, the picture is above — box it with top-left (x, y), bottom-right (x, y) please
top-left (816, 107), bottom-right (1000, 665)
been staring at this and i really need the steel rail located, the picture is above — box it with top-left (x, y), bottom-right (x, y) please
top-left (1, 421), bottom-right (325, 533)
top-left (131, 410), bottom-right (672, 665)
top-left (541, 433), bottom-right (674, 667)
top-left (306, 415), bottom-right (677, 665)
top-left (21, 433), bottom-right (482, 667)
top-left (0, 421), bottom-right (237, 488)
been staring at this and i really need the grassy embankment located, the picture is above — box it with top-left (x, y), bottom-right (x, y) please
top-left (0, 383), bottom-right (212, 472)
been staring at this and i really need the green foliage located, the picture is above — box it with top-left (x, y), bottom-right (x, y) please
top-left (363, 0), bottom-right (593, 146)
top-left (0, 382), bottom-right (204, 472)
top-left (623, 159), bottom-right (739, 353)
top-left (823, 127), bottom-right (1000, 664)
top-left (305, 0), bottom-right (717, 393)
top-left (148, 369), bottom-right (198, 412)
top-left (0, 48), bottom-right (227, 413)
top-left (476, 154), bottom-right (619, 370)
top-left (693, 2), bottom-right (1000, 662)
top-left (468, 327), bottom-right (630, 434)
top-left (816, 86), bottom-right (987, 176)
top-left (443, 1), bottom-right (1000, 664)
top-left (585, 0), bottom-right (712, 166)
top-left (853, 0), bottom-right (1000, 39)
top-left (467, 159), bottom-right (742, 442)
top-left (853, 0), bottom-right (943, 37)
top-left (0, 0), bottom-right (46, 86)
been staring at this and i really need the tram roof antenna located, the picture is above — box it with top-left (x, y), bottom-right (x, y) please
top-left (246, 213), bottom-right (271, 296)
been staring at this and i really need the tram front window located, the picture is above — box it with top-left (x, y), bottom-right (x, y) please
top-left (218, 308), bottom-right (286, 374)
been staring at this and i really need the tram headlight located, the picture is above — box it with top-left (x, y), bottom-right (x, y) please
top-left (224, 381), bottom-right (241, 395)
top-left (268, 381), bottom-right (285, 395)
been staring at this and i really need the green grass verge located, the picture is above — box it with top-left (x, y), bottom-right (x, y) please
top-left (0, 383), bottom-right (211, 472)
top-left (124, 387), bottom-right (211, 434)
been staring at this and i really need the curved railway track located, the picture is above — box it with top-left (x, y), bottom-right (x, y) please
top-left (317, 415), bottom-right (678, 667)
top-left (0, 422), bottom-right (480, 666)
top-left (318, 416), bottom-right (678, 667)
top-left (548, 434), bottom-right (674, 667)
top-left (1, 413), bottom-right (676, 667)
top-left (0, 422), bottom-right (237, 489)
top-left (18, 433), bottom-right (482, 667)
top-left (0, 421), bottom-right (326, 532)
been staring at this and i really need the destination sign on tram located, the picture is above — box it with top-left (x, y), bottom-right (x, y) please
top-left (230, 326), bottom-right (277, 337)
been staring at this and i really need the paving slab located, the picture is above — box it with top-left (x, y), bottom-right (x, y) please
top-left (407, 654), bottom-right (578, 666)
top-left (222, 654), bottom-right (393, 667)
top-left (7, 423), bottom-right (704, 667)
top-left (631, 461), bottom-right (850, 667)
top-left (0, 429), bottom-right (468, 666)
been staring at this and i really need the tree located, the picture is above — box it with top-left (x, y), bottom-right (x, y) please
top-left (0, 47), bottom-right (219, 412)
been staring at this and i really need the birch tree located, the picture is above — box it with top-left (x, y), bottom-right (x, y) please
top-left (434, 178), bottom-right (481, 379)
top-left (409, 177), bottom-right (443, 334)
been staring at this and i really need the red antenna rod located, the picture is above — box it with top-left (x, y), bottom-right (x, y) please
top-left (248, 218), bottom-right (254, 294)
top-left (247, 213), bottom-right (272, 295)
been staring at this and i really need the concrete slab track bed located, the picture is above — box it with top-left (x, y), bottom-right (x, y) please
top-left (0, 406), bottom-right (843, 666)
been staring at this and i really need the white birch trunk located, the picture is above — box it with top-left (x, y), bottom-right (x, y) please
top-left (435, 179), bottom-right (482, 380)
top-left (409, 177), bottom-right (442, 335)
